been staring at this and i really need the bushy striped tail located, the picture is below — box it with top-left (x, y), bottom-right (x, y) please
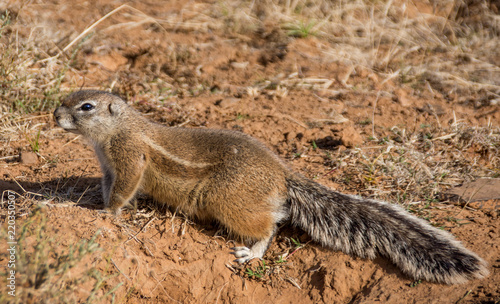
top-left (286, 175), bottom-right (489, 284)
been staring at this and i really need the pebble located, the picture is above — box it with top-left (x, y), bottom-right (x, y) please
top-left (19, 151), bottom-right (38, 164)
top-left (341, 126), bottom-right (363, 148)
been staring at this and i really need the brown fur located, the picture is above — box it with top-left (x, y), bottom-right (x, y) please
top-left (54, 90), bottom-right (489, 284)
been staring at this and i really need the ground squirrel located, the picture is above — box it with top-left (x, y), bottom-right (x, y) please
top-left (54, 90), bottom-right (489, 284)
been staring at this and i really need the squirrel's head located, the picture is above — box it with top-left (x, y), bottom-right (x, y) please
top-left (54, 90), bottom-right (129, 140)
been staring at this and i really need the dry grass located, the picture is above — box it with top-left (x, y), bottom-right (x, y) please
top-left (0, 12), bottom-right (78, 115)
top-left (210, 0), bottom-right (500, 97)
top-left (0, 199), bottom-right (121, 304)
top-left (328, 121), bottom-right (500, 210)
top-left (2, 0), bottom-right (499, 108)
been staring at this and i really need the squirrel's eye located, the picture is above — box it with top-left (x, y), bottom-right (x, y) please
top-left (80, 103), bottom-right (94, 111)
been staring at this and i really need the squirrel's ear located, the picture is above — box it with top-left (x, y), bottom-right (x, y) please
top-left (108, 99), bottom-right (124, 116)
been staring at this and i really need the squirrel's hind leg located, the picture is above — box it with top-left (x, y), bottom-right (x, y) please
top-left (231, 227), bottom-right (277, 264)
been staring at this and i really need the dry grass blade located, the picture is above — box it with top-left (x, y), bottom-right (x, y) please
top-left (60, 4), bottom-right (167, 56)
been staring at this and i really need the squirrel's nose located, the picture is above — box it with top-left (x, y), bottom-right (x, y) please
top-left (53, 108), bottom-right (61, 121)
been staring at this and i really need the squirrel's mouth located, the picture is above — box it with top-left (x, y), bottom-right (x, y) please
top-left (55, 119), bottom-right (80, 134)
top-left (61, 127), bottom-right (81, 134)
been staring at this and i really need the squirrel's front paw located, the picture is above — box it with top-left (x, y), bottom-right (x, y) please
top-left (109, 206), bottom-right (122, 216)
top-left (100, 206), bottom-right (122, 217)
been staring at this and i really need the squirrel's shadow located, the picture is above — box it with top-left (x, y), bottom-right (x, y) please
top-left (3, 176), bottom-right (412, 285)
top-left (2, 176), bottom-right (103, 210)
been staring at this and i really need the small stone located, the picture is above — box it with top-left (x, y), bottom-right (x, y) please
top-left (217, 98), bottom-right (240, 108)
top-left (394, 88), bottom-right (412, 107)
top-left (445, 178), bottom-right (500, 202)
top-left (341, 126), bottom-right (363, 148)
top-left (87, 51), bottom-right (128, 72)
top-left (230, 61), bottom-right (249, 69)
top-left (488, 210), bottom-right (498, 219)
top-left (473, 217), bottom-right (486, 225)
top-left (19, 151), bottom-right (38, 164)
top-left (286, 131), bottom-right (297, 143)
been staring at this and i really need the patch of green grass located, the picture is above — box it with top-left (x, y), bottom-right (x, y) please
top-left (284, 20), bottom-right (318, 38)
top-left (396, 192), bottom-right (408, 204)
top-left (409, 279), bottom-right (422, 287)
top-left (378, 137), bottom-right (390, 145)
top-left (290, 237), bottom-right (303, 249)
top-left (275, 255), bottom-right (287, 264)
top-left (86, 266), bottom-right (123, 303)
top-left (311, 140), bottom-right (318, 151)
top-left (236, 113), bottom-right (249, 120)
top-left (245, 261), bottom-right (269, 279)
top-left (358, 118), bottom-right (372, 126)
top-left (27, 129), bottom-right (41, 153)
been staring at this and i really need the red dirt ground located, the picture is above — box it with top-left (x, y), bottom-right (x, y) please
top-left (1, 1), bottom-right (499, 303)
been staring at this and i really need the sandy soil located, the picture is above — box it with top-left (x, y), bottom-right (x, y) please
top-left (1, 0), bottom-right (499, 303)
